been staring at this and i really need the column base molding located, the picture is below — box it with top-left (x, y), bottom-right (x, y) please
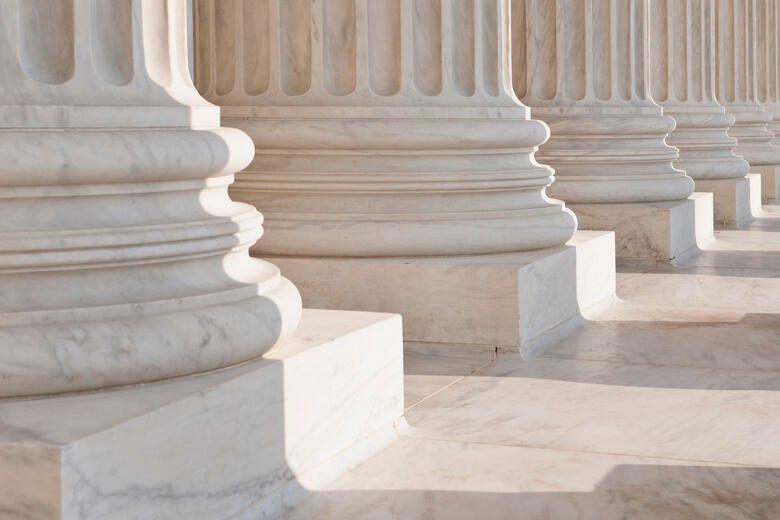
top-left (696, 174), bottom-right (762, 227)
top-left (0, 310), bottom-right (403, 520)
top-left (751, 165), bottom-right (780, 201)
top-left (570, 194), bottom-right (714, 264)
top-left (268, 231), bottom-right (616, 355)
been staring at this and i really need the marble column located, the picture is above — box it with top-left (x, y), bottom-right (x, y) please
top-left (194, 0), bottom-right (616, 351)
top-left (0, 0), bottom-right (302, 397)
top-left (714, 0), bottom-right (780, 201)
top-left (648, 0), bottom-right (757, 226)
top-left (755, 0), bottom-right (780, 200)
top-left (0, 2), bottom-right (404, 517)
top-left (194, 0), bottom-right (576, 257)
top-left (513, 0), bottom-right (711, 262)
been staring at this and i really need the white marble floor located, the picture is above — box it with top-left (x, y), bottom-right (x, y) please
top-left (285, 202), bottom-right (780, 520)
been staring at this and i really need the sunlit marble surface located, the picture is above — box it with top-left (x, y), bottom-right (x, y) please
top-left (271, 230), bottom-right (615, 353)
top-left (195, 0), bottom-right (579, 258)
top-left (0, 0), bottom-right (303, 397)
top-left (285, 202), bottom-right (780, 520)
top-left (287, 438), bottom-right (780, 520)
top-left (0, 310), bottom-right (403, 520)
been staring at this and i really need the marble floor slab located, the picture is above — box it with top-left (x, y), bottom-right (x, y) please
top-left (285, 202), bottom-right (780, 520)
top-left (403, 344), bottom-right (495, 409)
top-left (286, 438), bottom-right (780, 520)
top-left (403, 356), bottom-right (780, 466)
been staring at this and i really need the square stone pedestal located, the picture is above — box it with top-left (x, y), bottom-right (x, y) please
top-left (0, 310), bottom-right (403, 520)
top-left (268, 231), bottom-right (616, 355)
top-left (696, 174), bottom-right (761, 227)
top-left (569, 193), bottom-right (714, 263)
top-left (753, 165), bottom-right (780, 201)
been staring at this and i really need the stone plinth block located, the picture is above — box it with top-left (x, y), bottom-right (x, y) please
top-left (570, 194), bottom-right (714, 263)
top-left (0, 310), bottom-right (403, 520)
top-left (752, 165), bottom-right (780, 201)
top-left (696, 174), bottom-right (762, 227)
top-left (269, 231), bottom-right (615, 354)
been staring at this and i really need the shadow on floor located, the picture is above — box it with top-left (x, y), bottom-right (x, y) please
top-left (405, 311), bottom-right (780, 391)
top-left (285, 463), bottom-right (780, 520)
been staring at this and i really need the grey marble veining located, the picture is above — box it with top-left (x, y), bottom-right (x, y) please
top-left (0, 310), bottom-right (403, 520)
top-left (0, 0), bottom-right (302, 397)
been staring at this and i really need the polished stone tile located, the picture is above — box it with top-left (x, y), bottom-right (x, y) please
top-left (289, 200), bottom-right (780, 519)
top-left (404, 344), bottom-right (495, 409)
top-left (403, 355), bottom-right (780, 466)
top-left (614, 203), bottom-right (780, 296)
top-left (683, 251), bottom-right (780, 271)
top-left (546, 307), bottom-right (780, 372)
top-left (286, 438), bottom-right (780, 520)
top-left (742, 207), bottom-right (780, 231)
top-left (678, 224), bottom-right (780, 270)
top-left (615, 264), bottom-right (657, 288)
top-left (617, 270), bottom-right (780, 311)
top-left (709, 230), bottom-right (780, 248)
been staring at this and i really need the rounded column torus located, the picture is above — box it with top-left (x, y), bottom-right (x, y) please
top-left (714, 0), bottom-right (780, 166)
top-left (0, 0), bottom-right (302, 397)
top-left (648, 0), bottom-right (750, 181)
top-left (194, 0), bottom-right (577, 257)
top-left (512, 0), bottom-right (695, 204)
top-left (755, 0), bottom-right (780, 147)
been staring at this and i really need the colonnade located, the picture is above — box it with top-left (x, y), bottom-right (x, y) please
top-left (189, 0), bottom-right (778, 346)
top-left (190, 0), bottom-right (776, 349)
top-left (192, 0), bottom-right (779, 264)
top-left (4, 0), bottom-right (778, 393)
top-left (2, 0), bottom-right (780, 516)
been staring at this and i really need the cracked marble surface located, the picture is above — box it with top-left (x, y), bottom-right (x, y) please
top-left (286, 202), bottom-right (780, 520)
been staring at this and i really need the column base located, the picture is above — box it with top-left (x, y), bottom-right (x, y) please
top-left (696, 174), bottom-right (762, 227)
top-left (569, 194), bottom-right (714, 263)
top-left (751, 165), bottom-right (780, 201)
top-left (0, 309), bottom-right (403, 520)
top-left (268, 231), bottom-right (615, 355)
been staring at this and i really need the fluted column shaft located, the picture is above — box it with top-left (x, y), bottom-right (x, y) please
top-left (714, 0), bottom-right (780, 165)
top-left (756, 0), bottom-right (780, 146)
top-left (648, 0), bottom-right (749, 181)
top-left (512, 0), bottom-right (694, 204)
top-left (0, 0), bottom-right (301, 397)
top-left (194, 0), bottom-right (577, 257)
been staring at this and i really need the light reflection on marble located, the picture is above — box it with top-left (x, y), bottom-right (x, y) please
top-left (286, 439), bottom-right (780, 520)
top-left (403, 355), bottom-right (780, 466)
top-left (0, 310), bottom-right (403, 519)
top-left (404, 344), bottom-right (495, 410)
top-left (616, 203), bottom-right (780, 311)
top-left (286, 200), bottom-right (780, 520)
top-left (617, 272), bottom-right (780, 312)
